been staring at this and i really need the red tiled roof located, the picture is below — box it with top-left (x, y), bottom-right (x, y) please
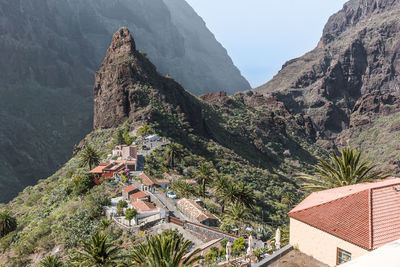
top-left (90, 165), bottom-right (108, 173)
top-left (289, 178), bottom-right (400, 250)
top-left (156, 179), bottom-right (170, 183)
top-left (139, 173), bottom-right (159, 186)
top-left (131, 200), bottom-right (157, 212)
top-left (129, 191), bottom-right (149, 200)
top-left (122, 185), bottom-right (138, 192)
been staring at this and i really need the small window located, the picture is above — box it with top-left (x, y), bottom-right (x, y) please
top-left (337, 248), bottom-right (352, 265)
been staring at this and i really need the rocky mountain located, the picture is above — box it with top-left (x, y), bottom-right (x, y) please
top-left (0, 0), bottom-right (250, 202)
top-left (255, 0), bottom-right (400, 173)
top-left (0, 28), bottom-right (319, 266)
top-left (93, 28), bottom-right (320, 173)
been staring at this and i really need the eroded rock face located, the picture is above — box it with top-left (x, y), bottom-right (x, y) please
top-left (255, 0), bottom-right (400, 139)
top-left (94, 28), bottom-right (206, 135)
top-left (0, 0), bottom-right (249, 202)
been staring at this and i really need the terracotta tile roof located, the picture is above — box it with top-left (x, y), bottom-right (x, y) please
top-left (131, 200), bottom-right (157, 212)
top-left (129, 191), bottom-right (149, 200)
top-left (139, 173), bottom-right (159, 186)
top-left (177, 198), bottom-right (218, 223)
top-left (122, 185), bottom-right (138, 192)
top-left (114, 160), bottom-right (137, 164)
top-left (289, 178), bottom-right (400, 250)
top-left (89, 165), bottom-right (107, 174)
top-left (156, 179), bottom-right (170, 183)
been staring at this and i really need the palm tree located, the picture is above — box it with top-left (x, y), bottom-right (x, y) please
top-left (224, 201), bottom-right (251, 226)
top-left (300, 147), bottom-right (388, 191)
top-left (172, 181), bottom-right (195, 198)
top-left (213, 175), bottom-right (235, 213)
top-left (39, 255), bottom-right (63, 267)
top-left (0, 210), bottom-right (17, 237)
top-left (165, 143), bottom-right (184, 168)
top-left (71, 232), bottom-right (125, 266)
top-left (80, 145), bottom-right (100, 170)
top-left (137, 124), bottom-right (153, 137)
top-left (213, 177), bottom-right (255, 213)
top-left (234, 182), bottom-right (256, 210)
top-left (197, 162), bottom-right (216, 197)
top-left (131, 232), bottom-right (202, 266)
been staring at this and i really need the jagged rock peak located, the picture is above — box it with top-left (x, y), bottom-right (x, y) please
top-left (321, 0), bottom-right (399, 44)
top-left (93, 28), bottom-right (206, 135)
top-left (109, 27), bottom-right (136, 56)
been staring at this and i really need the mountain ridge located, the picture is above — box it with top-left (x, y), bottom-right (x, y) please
top-left (254, 0), bottom-right (400, 173)
top-left (0, 0), bottom-right (250, 202)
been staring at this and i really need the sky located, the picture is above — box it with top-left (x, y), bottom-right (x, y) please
top-left (185, 0), bottom-right (348, 88)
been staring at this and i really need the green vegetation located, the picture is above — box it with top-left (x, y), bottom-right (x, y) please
top-left (72, 174), bottom-right (95, 195)
top-left (131, 230), bottom-right (202, 266)
top-left (197, 162), bottom-right (216, 197)
top-left (165, 143), bottom-right (184, 168)
top-left (70, 232), bottom-right (125, 266)
top-left (117, 200), bottom-right (128, 216)
top-left (39, 255), bottom-right (64, 267)
top-left (300, 147), bottom-right (388, 191)
top-left (232, 237), bottom-right (246, 256)
top-left (80, 145), bottom-right (100, 170)
top-left (125, 208), bottom-right (137, 226)
top-left (0, 210), bottom-right (17, 237)
top-left (137, 124), bottom-right (153, 137)
top-left (0, 90), bottom-right (324, 264)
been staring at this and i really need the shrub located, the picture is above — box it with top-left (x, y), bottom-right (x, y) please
top-left (232, 237), bottom-right (246, 256)
top-left (72, 174), bottom-right (95, 195)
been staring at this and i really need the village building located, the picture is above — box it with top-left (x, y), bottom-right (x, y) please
top-left (139, 173), bottom-right (159, 189)
top-left (156, 179), bottom-right (170, 188)
top-left (129, 191), bottom-right (150, 202)
top-left (122, 185), bottom-right (139, 200)
top-left (177, 198), bottom-right (219, 227)
top-left (130, 200), bottom-right (157, 213)
top-left (112, 145), bottom-right (138, 160)
top-left (288, 178), bottom-right (400, 266)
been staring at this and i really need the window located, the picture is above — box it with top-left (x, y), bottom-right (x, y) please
top-left (337, 248), bottom-right (352, 265)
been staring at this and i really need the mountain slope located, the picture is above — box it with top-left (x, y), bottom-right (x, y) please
top-left (0, 0), bottom-right (250, 202)
top-left (255, 0), bottom-right (400, 172)
top-left (0, 28), bottom-right (320, 266)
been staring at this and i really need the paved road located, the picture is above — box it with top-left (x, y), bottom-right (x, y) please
top-left (129, 178), bottom-right (187, 220)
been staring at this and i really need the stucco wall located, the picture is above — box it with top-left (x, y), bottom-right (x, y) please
top-left (289, 218), bottom-right (369, 266)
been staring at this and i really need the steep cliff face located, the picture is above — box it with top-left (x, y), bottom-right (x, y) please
top-left (255, 0), bottom-right (400, 172)
top-left (0, 0), bottom-right (249, 202)
top-left (93, 28), bottom-right (206, 136)
top-left (94, 28), bottom-right (320, 172)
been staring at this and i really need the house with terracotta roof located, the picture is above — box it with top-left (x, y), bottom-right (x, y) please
top-left (156, 179), bottom-right (170, 188)
top-left (122, 185), bottom-right (139, 200)
top-left (112, 145), bottom-right (138, 160)
top-left (129, 191), bottom-right (150, 202)
top-left (139, 173), bottom-right (159, 188)
top-left (288, 178), bottom-right (400, 266)
top-left (177, 198), bottom-right (219, 226)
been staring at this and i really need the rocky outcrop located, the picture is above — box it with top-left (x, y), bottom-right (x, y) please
top-left (255, 0), bottom-right (400, 170)
top-left (255, 0), bottom-right (400, 146)
top-left (94, 28), bottom-right (206, 136)
top-left (0, 0), bottom-right (249, 202)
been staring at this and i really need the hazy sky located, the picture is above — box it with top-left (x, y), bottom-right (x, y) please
top-left (185, 0), bottom-right (348, 88)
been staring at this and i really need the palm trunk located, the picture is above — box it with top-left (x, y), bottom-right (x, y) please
top-left (202, 179), bottom-right (206, 197)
